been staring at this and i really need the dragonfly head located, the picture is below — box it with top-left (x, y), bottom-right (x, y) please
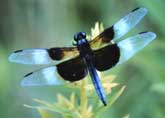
top-left (73, 32), bottom-right (86, 42)
top-left (73, 32), bottom-right (86, 46)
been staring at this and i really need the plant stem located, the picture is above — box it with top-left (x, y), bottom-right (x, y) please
top-left (80, 79), bottom-right (87, 117)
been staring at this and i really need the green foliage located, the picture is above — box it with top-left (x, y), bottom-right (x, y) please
top-left (25, 77), bottom-right (125, 118)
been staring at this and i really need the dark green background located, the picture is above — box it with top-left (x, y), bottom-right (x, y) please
top-left (0, 0), bottom-right (164, 118)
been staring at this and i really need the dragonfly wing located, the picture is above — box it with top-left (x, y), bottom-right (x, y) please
top-left (21, 66), bottom-right (66, 86)
top-left (9, 47), bottom-right (79, 65)
top-left (113, 7), bottom-right (148, 42)
top-left (94, 32), bottom-right (156, 71)
top-left (9, 49), bottom-right (54, 65)
top-left (117, 32), bottom-right (156, 65)
top-left (21, 56), bottom-right (88, 86)
top-left (90, 7), bottom-right (148, 50)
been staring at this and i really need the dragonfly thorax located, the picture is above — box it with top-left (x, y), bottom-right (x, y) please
top-left (73, 32), bottom-right (93, 59)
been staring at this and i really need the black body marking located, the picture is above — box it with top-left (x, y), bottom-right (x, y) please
top-left (99, 26), bottom-right (114, 43)
top-left (94, 44), bottom-right (120, 71)
top-left (14, 50), bottom-right (23, 53)
top-left (132, 7), bottom-right (140, 12)
top-left (139, 31), bottom-right (148, 34)
top-left (57, 57), bottom-right (88, 82)
top-left (48, 48), bottom-right (64, 60)
top-left (24, 72), bottom-right (33, 77)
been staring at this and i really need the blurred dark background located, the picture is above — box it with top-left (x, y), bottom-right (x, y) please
top-left (0, 0), bottom-right (164, 118)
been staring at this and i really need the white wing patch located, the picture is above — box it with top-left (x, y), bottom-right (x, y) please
top-left (117, 32), bottom-right (156, 65)
top-left (21, 66), bottom-right (65, 86)
top-left (113, 7), bottom-right (148, 41)
top-left (9, 49), bottom-right (54, 65)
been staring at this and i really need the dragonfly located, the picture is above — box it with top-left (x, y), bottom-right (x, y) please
top-left (9, 7), bottom-right (156, 106)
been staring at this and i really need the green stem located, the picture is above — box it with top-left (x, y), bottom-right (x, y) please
top-left (80, 79), bottom-right (87, 117)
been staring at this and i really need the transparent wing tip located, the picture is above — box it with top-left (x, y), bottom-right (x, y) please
top-left (142, 7), bottom-right (148, 14)
top-left (21, 79), bottom-right (28, 87)
top-left (150, 32), bottom-right (157, 39)
top-left (141, 7), bottom-right (148, 12)
top-left (140, 31), bottom-right (157, 41)
top-left (8, 53), bottom-right (15, 62)
top-left (132, 7), bottom-right (148, 14)
top-left (21, 72), bottom-right (36, 87)
top-left (21, 80), bottom-right (37, 87)
top-left (8, 50), bottom-right (22, 62)
top-left (20, 66), bottom-right (65, 87)
top-left (21, 77), bottom-right (39, 87)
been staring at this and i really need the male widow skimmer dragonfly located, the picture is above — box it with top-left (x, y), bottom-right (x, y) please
top-left (9, 7), bottom-right (156, 106)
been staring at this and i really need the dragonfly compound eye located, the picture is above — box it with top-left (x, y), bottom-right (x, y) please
top-left (74, 32), bottom-right (86, 41)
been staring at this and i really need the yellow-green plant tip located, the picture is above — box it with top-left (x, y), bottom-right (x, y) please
top-left (107, 85), bottom-right (126, 106)
top-left (23, 104), bottom-right (37, 109)
top-left (86, 106), bottom-right (93, 118)
top-left (56, 93), bottom-right (70, 106)
top-left (102, 75), bottom-right (117, 83)
top-left (70, 93), bottom-right (76, 108)
top-left (90, 22), bottom-right (104, 39)
top-left (80, 79), bottom-right (88, 118)
top-left (85, 84), bottom-right (94, 91)
top-left (34, 99), bottom-right (53, 108)
top-left (103, 83), bottom-right (119, 94)
top-left (38, 109), bottom-right (55, 118)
